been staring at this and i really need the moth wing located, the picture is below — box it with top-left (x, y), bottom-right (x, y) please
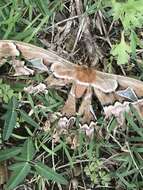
top-left (93, 71), bottom-right (118, 93)
top-left (0, 41), bottom-right (19, 57)
top-left (51, 62), bottom-right (75, 80)
top-left (62, 84), bottom-right (76, 117)
top-left (94, 88), bottom-right (116, 106)
top-left (116, 87), bottom-right (138, 101)
top-left (0, 40), bottom-right (74, 67)
top-left (117, 75), bottom-right (143, 98)
top-left (78, 87), bottom-right (96, 124)
top-left (75, 83), bottom-right (87, 98)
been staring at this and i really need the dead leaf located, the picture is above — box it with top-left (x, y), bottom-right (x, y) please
top-left (24, 83), bottom-right (47, 94)
top-left (0, 42), bottom-right (19, 58)
top-left (58, 117), bottom-right (75, 129)
top-left (0, 58), bottom-right (7, 67)
top-left (80, 121), bottom-right (96, 139)
top-left (66, 134), bottom-right (79, 149)
top-left (12, 59), bottom-right (34, 76)
top-left (0, 161), bottom-right (8, 185)
top-left (104, 102), bottom-right (131, 125)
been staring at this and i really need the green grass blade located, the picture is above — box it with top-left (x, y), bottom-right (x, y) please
top-left (34, 162), bottom-right (68, 185)
top-left (19, 137), bottom-right (36, 161)
top-left (19, 110), bottom-right (40, 128)
top-left (6, 162), bottom-right (31, 190)
top-left (3, 96), bottom-right (17, 140)
top-left (0, 147), bottom-right (21, 161)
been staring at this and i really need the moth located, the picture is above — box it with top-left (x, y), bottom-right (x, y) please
top-left (0, 40), bottom-right (143, 126)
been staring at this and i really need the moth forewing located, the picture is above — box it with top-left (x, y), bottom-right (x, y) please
top-left (92, 70), bottom-right (118, 93)
top-left (15, 41), bottom-right (55, 66)
top-left (0, 41), bottom-right (19, 58)
top-left (93, 88), bottom-right (116, 106)
top-left (116, 75), bottom-right (143, 98)
top-left (0, 40), bottom-right (72, 67)
top-left (51, 62), bottom-right (76, 80)
top-left (116, 87), bottom-right (138, 102)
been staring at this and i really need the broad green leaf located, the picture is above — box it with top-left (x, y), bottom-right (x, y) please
top-left (111, 32), bottom-right (131, 65)
top-left (113, 154), bottom-right (131, 162)
top-left (19, 138), bottom-right (35, 161)
top-left (111, 0), bottom-right (122, 20)
top-left (0, 147), bottom-right (21, 161)
top-left (3, 96), bottom-right (17, 140)
top-left (8, 162), bottom-right (28, 171)
top-left (14, 27), bottom-right (37, 41)
top-left (6, 162), bottom-right (31, 190)
top-left (107, 118), bottom-right (117, 133)
top-left (111, 0), bottom-right (143, 31)
top-left (19, 110), bottom-right (40, 128)
top-left (34, 162), bottom-right (68, 185)
top-left (14, 156), bottom-right (29, 162)
top-left (129, 136), bottom-right (143, 142)
top-left (40, 142), bottom-right (56, 156)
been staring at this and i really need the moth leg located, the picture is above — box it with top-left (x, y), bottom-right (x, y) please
top-left (62, 83), bottom-right (76, 117)
top-left (78, 86), bottom-right (96, 124)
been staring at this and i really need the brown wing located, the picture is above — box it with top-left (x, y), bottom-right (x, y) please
top-left (1, 40), bottom-right (143, 125)
top-left (116, 75), bottom-right (143, 98)
top-left (0, 40), bottom-right (72, 66)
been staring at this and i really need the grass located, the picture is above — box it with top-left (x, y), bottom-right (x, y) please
top-left (0, 0), bottom-right (143, 189)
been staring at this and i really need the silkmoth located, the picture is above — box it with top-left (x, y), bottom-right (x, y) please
top-left (0, 40), bottom-right (143, 125)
